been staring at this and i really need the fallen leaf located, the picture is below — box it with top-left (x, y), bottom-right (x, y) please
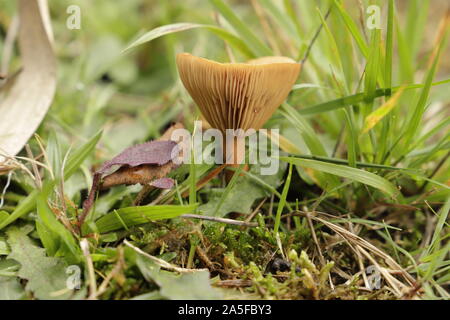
top-left (98, 123), bottom-right (183, 187)
top-left (0, 0), bottom-right (56, 162)
top-left (80, 124), bottom-right (183, 226)
top-left (97, 140), bottom-right (178, 174)
top-left (150, 177), bottom-right (175, 189)
top-left (101, 161), bottom-right (177, 189)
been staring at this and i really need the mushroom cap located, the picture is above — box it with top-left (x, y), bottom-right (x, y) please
top-left (176, 53), bottom-right (300, 133)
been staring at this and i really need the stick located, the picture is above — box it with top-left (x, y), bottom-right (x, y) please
top-left (181, 214), bottom-right (257, 227)
top-left (80, 239), bottom-right (97, 300)
top-left (124, 240), bottom-right (207, 273)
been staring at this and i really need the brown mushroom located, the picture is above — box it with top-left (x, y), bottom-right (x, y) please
top-left (176, 53), bottom-right (300, 175)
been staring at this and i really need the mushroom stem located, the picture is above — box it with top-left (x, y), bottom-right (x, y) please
top-left (224, 135), bottom-right (248, 182)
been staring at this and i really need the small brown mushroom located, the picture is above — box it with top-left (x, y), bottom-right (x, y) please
top-left (176, 53), bottom-right (300, 175)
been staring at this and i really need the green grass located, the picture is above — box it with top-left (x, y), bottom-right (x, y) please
top-left (0, 0), bottom-right (449, 300)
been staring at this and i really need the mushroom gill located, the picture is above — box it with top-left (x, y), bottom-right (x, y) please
top-left (176, 53), bottom-right (301, 134)
top-left (176, 53), bottom-right (300, 172)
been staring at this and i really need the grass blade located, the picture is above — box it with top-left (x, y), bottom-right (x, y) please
top-left (403, 20), bottom-right (449, 145)
top-left (64, 130), bottom-right (102, 180)
top-left (362, 87), bottom-right (405, 134)
top-left (209, 0), bottom-right (272, 56)
top-left (212, 164), bottom-right (245, 217)
top-left (260, 0), bottom-right (298, 38)
top-left (123, 22), bottom-right (254, 58)
top-left (281, 157), bottom-right (400, 198)
top-left (364, 29), bottom-right (382, 108)
top-left (333, 0), bottom-right (368, 57)
top-left (427, 198), bottom-right (450, 256)
top-left (281, 103), bottom-right (341, 189)
top-left (95, 204), bottom-right (199, 233)
top-left (274, 163), bottom-right (293, 234)
top-left (385, 0), bottom-right (394, 94)
top-left (298, 79), bottom-right (450, 115)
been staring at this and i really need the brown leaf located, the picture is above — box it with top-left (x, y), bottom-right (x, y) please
top-left (150, 177), bottom-right (175, 189)
top-left (78, 123), bottom-right (184, 228)
top-left (100, 160), bottom-right (177, 189)
top-left (99, 122), bottom-right (183, 188)
top-left (0, 0), bottom-right (56, 161)
top-left (97, 140), bottom-right (178, 174)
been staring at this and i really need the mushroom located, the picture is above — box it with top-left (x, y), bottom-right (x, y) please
top-left (176, 53), bottom-right (300, 175)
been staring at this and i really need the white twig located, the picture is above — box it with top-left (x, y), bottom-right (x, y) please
top-left (124, 240), bottom-right (207, 273)
top-left (181, 214), bottom-right (257, 227)
top-left (0, 171), bottom-right (12, 208)
top-left (80, 239), bottom-right (97, 299)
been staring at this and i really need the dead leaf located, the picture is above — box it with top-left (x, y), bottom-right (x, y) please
top-left (97, 140), bottom-right (178, 174)
top-left (150, 177), bottom-right (175, 189)
top-left (98, 122), bottom-right (183, 188)
top-left (0, 0), bottom-right (56, 162)
top-left (101, 161), bottom-right (177, 189)
top-left (79, 123), bottom-right (184, 227)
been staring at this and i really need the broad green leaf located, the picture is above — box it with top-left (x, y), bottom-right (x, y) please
top-left (7, 227), bottom-right (75, 300)
top-left (0, 277), bottom-right (25, 300)
top-left (95, 204), bottom-right (199, 233)
top-left (0, 259), bottom-right (20, 277)
top-left (281, 157), bottom-right (400, 198)
top-left (0, 236), bottom-right (9, 255)
top-left (135, 252), bottom-right (222, 300)
top-left (158, 270), bottom-right (222, 300)
top-left (123, 22), bottom-right (254, 58)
